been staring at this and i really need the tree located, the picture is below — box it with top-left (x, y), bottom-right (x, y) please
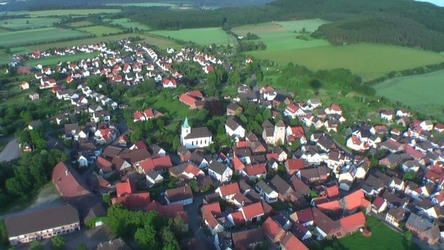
top-left (29, 241), bottom-right (44, 250)
top-left (172, 136), bottom-right (180, 152)
top-left (134, 225), bottom-right (158, 249)
top-left (76, 243), bottom-right (88, 250)
top-left (130, 130), bottom-right (142, 144)
top-left (50, 236), bottom-right (65, 250)
top-left (0, 220), bottom-right (8, 248)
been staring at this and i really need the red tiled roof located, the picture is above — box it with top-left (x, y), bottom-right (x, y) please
top-left (243, 163), bottom-right (267, 177)
top-left (218, 183), bottom-right (240, 197)
top-left (96, 156), bottom-right (112, 171)
top-left (52, 162), bottom-right (91, 198)
top-left (317, 200), bottom-right (342, 213)
top-left (324, 185), bottom-right (340, 200)
top-left (281, 232), bottom-right (308, 250)
top-left (184, 164), bottom-right (202, 176)
top-left (372, 196), bottom-right (386, 209)
top-left (188, 90), bottom-right (203, 98)
top-left (116, 179), bottom-right (134, 197)
top-left (286, 159), bottom-right (305, 171)
top-left (146, 200), bottom-right (188, 223)
top-left (236, 141), bottom-right (250, 148)
top-left (179, 93), bottom-right (197, 106)
top-left (124, 193), bottom-right (150, 209)
top-left (201, 202), bottom-right (222, 229)
top-left (139, 156), bottom-right (173, 173)
top-left (143, 108), bottom-right (155, 118)
top-left (286, 103), bottom-right (300, 114)
top-left (230, 211), bottom-right (245, 225)
top-left (339, 212), bottom-right (366, 234)
top-left (232, 157), bottom-right (245, 172)
top-left (241, 202), bottom-right (264, 220)
top-left (330, 104), bottom-right (341, 111)
top-left (266, 153), bottom-right (279, 162)
top-left (162, 78), bottom-right (176, 86)
top-left (262, 217), bottom-right (285, 243)
top-left (343, 189), bottom-right (367, 211)
top-left (294, 208), bottom-right (314, 224)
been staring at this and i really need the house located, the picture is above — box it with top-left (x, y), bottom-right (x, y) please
top-left (29, 93), bottom-right (39, 101)
top-left (96, 238), bottom-right (131, 250)
top-left (208, 161), bottom-right (233, 183)
top-left (162, 78), bottom-right (177, 88)
top-left (280, 232), bottom-right (309, 250)
top-left (297, 166), bottom-right (330, 184)
top-left (94, 128), bottom-right (117, 145)
top-left (225, 117), bottom-right (245, 138)
top-left (201, 203), bottom-right (224, 235)
top-left (179, 90), bottom-right (205, 109)
top-left (256, 180), bottom-right (278, 203)
top-left (64, 123), bottom-right (80, 140)
top-left (372, 196), bottom-right (388, 213)
top-left (346, 136), bottom-right (370, 151)
top-left (138, 155), bottom-right (173, 173)
top-left (325, 104), bottom-right (342, 115)
top-left (241, 163), bottom-right (267, 181)
top-left (28, 119), bottom-right (42, 130)
top-left (380, 110), bottom-right (394, 121)
top-left (285, 159), bottom-right (306, 175)
top-left (227, 103), bottom-right (242, 116)
top-left (215, 183), bottom-right (240, 201)
top-left (290, 175), bottom-right (310, 196)
top-left (180, 117), bottom-right (212, 149)
top-left (290, 208), bottom-right (314, 227)
top-left (20, 81), bottom-right (29, 90)
top-left (406, 213), bottom-right (440, 245)
top-left (145, 170), bottom-right (164, 186)
top-left (5, 204), bottom-right (80, 246)
top-left (270, 175), bottom-right (302, 204)
top-left (262, 120), bottom-right (286, 145)
top-left (261, 217), bottom-right (286, 245)
top-left (420, 120), bottom-right (434, 131)
top-left (240, 202), bottom-right (264, 222)
top-left (165, 186), bottom-right (193, 205)
top-left (286, 126), bottom-right (306, 144)
top-left (169, 162), bottom-right (204, 180)
top-left (385, 207), bottom-right (405, 227)
top-left (284, 103), bottom-right (305, 118)
top-left (112, 179), bottom-right (150, 210)
top-left (231, 228), bottom-right (264, 249)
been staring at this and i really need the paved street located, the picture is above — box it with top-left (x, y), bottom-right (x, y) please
top-left (185, 194), bottom-right (214, 243)
top-left (0, 137), bottom-right (21, 162)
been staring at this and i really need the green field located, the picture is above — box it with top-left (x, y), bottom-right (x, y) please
top-left (374, 70), bottom-right (444, 120)
top-left (10, 46), bottom-right (33, 54)
top-left (67, 21), bottom-right (94, 28)
top-left (25, 52), bottom-right (100, 66)
top-left (0, 28), bottom-right (91, 48)
top-left (0, 18), bottom-right (59, 30)
top-left (248, 43), bottom-right (444, 81)
top-left (150, 27), bottom-right (231, 45)
top-left (0, 52), bottom-right (11, 64)
top-left (28, 33), bottom-right (177, 51)
top-left (105, 2), bottom-right (177, 7)
top-left (26, 9), bottom-right (121, 17)
top-left (338, 216), bottom-right (419, 250)
top-left (277, 19), bottom-right (330, 32)
top-left (78, 25), bottom-right (122, 36)
top-left (106, 18), bottom-right (151, 31)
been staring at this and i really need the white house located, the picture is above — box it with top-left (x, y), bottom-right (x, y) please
top-left (380, 110), bottom-right (394, 122)
top-left (225, 117), bottom-right (245, 138)
top-left (208, 161), bottom-right (233, 183)
top-left (164, 186), bottom-right (193, 205)
top-left (346, 136), bottom-right (370, 151)
top-left (180, 117), bottom-right (212, 149)
top-left (255, 180), bottom-right (278, 203)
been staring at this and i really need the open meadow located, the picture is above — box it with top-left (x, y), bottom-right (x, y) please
top-left (374, 70), bottom-right (444, 120)
top-left (67, 21), bottom-right (94, 28)
top-left (105, 3), bottom-right (177, 7)
top-left (0, 28), bottom-right (90, 48)
top-left (0, 52), bottom-right (11, 64)
top-left (0, 18), bottom-right (60, 30)
top-left (105, 18), bottom-right (151, 31)
top-left (234, 20), bottom-right (444, 81)
top-left (25, 52), bottom-right (100, 67)
top-left (78, 25), bottom-right (123, 36)
top-left (150, 27), bottom-right (231, 45)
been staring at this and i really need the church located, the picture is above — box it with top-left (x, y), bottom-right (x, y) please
top-left (181, 117), bottom-right (213, 149)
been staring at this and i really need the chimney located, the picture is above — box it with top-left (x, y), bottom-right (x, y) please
top-left (65, 170), bottom-right (69, 176)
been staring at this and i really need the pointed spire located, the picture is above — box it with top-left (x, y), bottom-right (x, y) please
top-left (182, 116), bottom-right (190, 128)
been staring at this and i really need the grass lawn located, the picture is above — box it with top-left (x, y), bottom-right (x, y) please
top-left (106, 18), bottom-right (151, 31)
top-left (67, 20), bottom-right (94, 28)
top-left (0, 27), bottom-right (91, 48)
top-left (25, 52), bottom-right (100, 66)
top-left (150, 27), bottom-right (231, 45)
top-left (78, 25), bottom-right (123, 36)
top-left (277, 18), bottom-right (330, 32)
top-left (338, 216), bottom-right (419, 250)
top-left (28, 33), bottom-right (177, 51)
top-left (374, 70), bottom-right (444, 120)
top-left (248, 43), bottom-right (444, 82)
top-left (10, 46), bottom-right (33, 54)
top-left (0, 17), bottom-right (60, 30)
top-left (26, 9), bottom-right (121, 17)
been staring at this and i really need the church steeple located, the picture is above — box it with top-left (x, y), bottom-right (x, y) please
top-left (181, 116), bottom-right (191, 144)
top-left (182, 116), bottom-right (190, 129)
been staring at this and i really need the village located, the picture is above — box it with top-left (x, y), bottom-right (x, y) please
top-left (3, 38), bottom-right (444, 250)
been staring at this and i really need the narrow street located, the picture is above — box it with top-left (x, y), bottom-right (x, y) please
top-left (185, 193), bottom-right (214, 243)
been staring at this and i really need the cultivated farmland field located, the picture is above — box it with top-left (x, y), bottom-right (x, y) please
top-left (0, 18), bottom-right (60, 30)
top-left (25, 52), bottom-right (100, 67)
top-left (78, 25), bottom-right (122, 36)
top-left (0, 28), bottom-right (91, 48)
top-left (67, 21), bottom-right (94, 28)
top-left (374, 70), bottom-right (444, 120)
top-left (277, 19), bottom-right (330, 32)
top-left (26, 9), bottom-right (121, 17)
top-left (105, 3), bottom-right (177, 7)
top-left (106, 18), bottom-right (151, 31)
top-left (248, 43), bottom-right (444, 81)
top-left (150, 27), bottom-right (231, 45)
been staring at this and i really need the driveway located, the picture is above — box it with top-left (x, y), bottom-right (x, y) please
top-left (0, 137), bottom-right (21, 162)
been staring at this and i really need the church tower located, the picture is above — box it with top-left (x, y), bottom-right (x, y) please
top-left (181, 116), bottom-right (191, 144)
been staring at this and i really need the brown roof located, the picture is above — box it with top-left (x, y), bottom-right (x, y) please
top-left (232, 227), bottom-right (264, 248)
top-left (312, 207), bottom-right (338, 235)
top-left (52, 162), bottom-right (91, 198)
top-left (165, 186), bottom-right (193, 203)
top-left (280, 232), bottom-right (308, 250)
top-left (118, 148), bottom-right (151, 165)
top-left (96, 238), bottom-right (131, 250)
top-left (102, 146), bottom-right (123, 159)
top-left (5, 204), bottom-right (79, 237)
top-left (290, 175), bottom-right (310, 196)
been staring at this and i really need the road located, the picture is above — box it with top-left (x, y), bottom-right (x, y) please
top-left (0, 137), bottom-right (21, 162)
top-left (185, 193), bottom-right (214, 243)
